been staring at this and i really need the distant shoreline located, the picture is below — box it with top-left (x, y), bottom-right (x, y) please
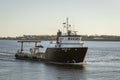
top-left (0, 35), bottom-right (120, 41)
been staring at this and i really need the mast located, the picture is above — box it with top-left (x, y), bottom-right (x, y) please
top-left (66, 17), bottom-right (69, 32)
top-left (63, 17), bottom-right (71, 35)
top-left (66, 17), bottom-right (71, 34)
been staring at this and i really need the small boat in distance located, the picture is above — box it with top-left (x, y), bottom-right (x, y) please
top-left (15, 18), bottom-right (88, 63)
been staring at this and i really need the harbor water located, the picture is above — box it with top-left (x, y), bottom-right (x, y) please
top-left (0, 40), bottom-right (120, 80)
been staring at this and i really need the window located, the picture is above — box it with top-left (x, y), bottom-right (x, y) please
top-left (68, 37), bottom-right (70, 40)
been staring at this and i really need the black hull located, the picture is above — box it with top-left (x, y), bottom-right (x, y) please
top-left (45, 47), bottom-right (88, 63)
top-left (15, 47), bottom-right (88, 63)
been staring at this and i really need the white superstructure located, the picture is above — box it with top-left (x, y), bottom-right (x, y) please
top-left (55, 18), bottom-right (84, 48)
top-left (58, 36), bottom-right (84, 48)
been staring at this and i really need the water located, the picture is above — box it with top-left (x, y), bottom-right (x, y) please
top-left (0, 40), bottom-right (120, 80)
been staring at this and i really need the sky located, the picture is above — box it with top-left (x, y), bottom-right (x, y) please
top-left (0, 0), bottom-right (120, 37)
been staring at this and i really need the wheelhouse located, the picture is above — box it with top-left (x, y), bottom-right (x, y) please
top-left (54, 17), bottom-right (84, 48)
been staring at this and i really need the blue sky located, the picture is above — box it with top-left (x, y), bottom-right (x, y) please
top-left (0, 0), bottom-right (120, 37)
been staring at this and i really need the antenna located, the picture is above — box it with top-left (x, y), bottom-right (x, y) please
top-left (66, 17), bottom-right (70, 32)
top-left (66, 17), bottom-right (71, 34)
top-left (62, 17), bottom-right (71, 35)
top-left (66, 17), bottom-right (68, 28)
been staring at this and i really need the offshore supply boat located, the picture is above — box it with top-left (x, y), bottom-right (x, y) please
top-left (15, 18), bottom-right (88, 63)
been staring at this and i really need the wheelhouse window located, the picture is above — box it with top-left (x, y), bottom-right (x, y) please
top-left (76, 37), bottom-right (80, 40)
top-left (59, 37), bottom-right (80, 41)
top-left (68, 37), bottom-right (70, 40)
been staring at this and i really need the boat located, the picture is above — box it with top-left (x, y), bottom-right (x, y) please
top-left (15, 18), bottom-right (88, 63)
